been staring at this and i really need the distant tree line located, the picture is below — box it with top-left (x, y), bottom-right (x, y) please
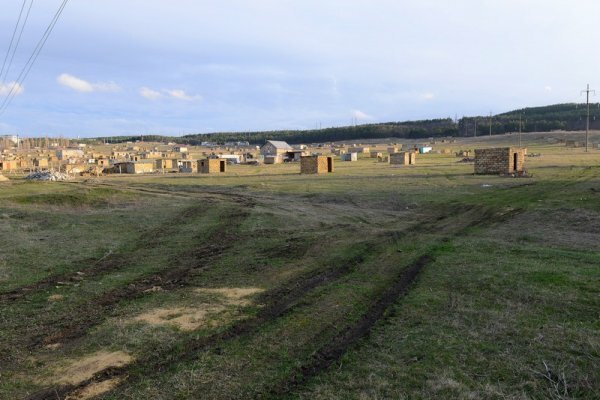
top-left (459, 103), bottom-right (600, 136)
top-left (95, 119), bottom-right (459, 145)
top-left (91, 103), bottom-right (600, 146)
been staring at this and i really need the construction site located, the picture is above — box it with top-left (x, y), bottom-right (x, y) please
top-left (0, 129), bottom-right (598, 399)
top-left (0, 1), bottom-right (599, 399)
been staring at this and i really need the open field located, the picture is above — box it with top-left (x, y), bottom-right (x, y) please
top-left (0, 132), bottom-right (598, 399)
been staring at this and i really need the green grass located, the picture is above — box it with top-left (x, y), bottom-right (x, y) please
top-left (0, 135), bottom-right (598, 399)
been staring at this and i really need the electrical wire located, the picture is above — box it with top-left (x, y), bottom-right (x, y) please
top-left (0, 0), bottom-right (68, 116)
top-left (0, 0), bottom-right (27, 83)
top-left (1, 0), bottom-right (35, 84)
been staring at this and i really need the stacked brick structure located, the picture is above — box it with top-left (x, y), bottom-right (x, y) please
top-left (198, 158), bottom-right (226, 173)
top-left (389, 151), bottom-right (416, 165)
top-left (474, 147), bottom-right (526, 175)
top-left (300, 155), bottom-right (334, 174)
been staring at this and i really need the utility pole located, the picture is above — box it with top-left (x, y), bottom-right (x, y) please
top-left (518, 113), bottom-right (522, 147)
top-left (489, 111), bottom-right (492, 136)
top-left (581, 84), bottom-right (595, 152)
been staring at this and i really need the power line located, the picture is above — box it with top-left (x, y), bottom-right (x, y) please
top-left (2, 0), bottom-right (35, 84)
top-left (0, 0), bottom-right (27, 82)
top-left (0, 0), bottom-right (69, 116)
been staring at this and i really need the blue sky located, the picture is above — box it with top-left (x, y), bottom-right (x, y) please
top-left (0, 0), bottom-right (599, 137)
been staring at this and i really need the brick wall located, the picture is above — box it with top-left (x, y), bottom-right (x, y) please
top-left (389, 151), bottom-right (415, 165)
top-left (300, 156), bottom-right (333, 174)
top-left (474, 147), bottom-right (525, 174)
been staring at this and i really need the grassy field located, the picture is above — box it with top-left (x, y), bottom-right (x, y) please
top-left (0, 132), bottom-right (598, 399)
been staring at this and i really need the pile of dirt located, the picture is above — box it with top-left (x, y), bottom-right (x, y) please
top-left (25, 171), bottom-right (70, 181)
top-left (0, 174), bottom-right (9, 182)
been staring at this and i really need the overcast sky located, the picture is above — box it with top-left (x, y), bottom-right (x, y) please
top-left (0, 0), bottom-right (599, 137)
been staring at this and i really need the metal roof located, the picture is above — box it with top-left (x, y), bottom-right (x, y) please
top-left (265, 140), bottom-right (293, 149)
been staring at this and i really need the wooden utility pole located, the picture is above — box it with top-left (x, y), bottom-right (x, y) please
top-left (581, 84), bottom-right (595, 152)
top-left (518, 113), bottom-right (522, 147)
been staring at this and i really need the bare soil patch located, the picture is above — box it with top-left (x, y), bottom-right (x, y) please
top-left (51, 351), bottom-right (132, 386)
top-left (196, 287), bottom-right (264, 306)
top-left (134, 288), bottom-right (263, 331)
top-left (134, 305), bottom-right (225, 331)
top-left (47, 294), bottom-right (64, 302)
top-left (64, 377), bottom-right (123, 400)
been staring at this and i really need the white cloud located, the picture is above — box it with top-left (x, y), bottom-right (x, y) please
top-left (420, 92), bottom-right (435, 101)
top-left (0, 82), bottom-right (24, 96)
top-left (352, 109), bottom-right (372, 120)
top-left (140, 87), bottom-right (162, 100)
top-left (57, 73), bottom-right (120, 93)
top-left (139, 87), bottom-right (201, 101)
top-left (165, 89), bottom-right (201, 101)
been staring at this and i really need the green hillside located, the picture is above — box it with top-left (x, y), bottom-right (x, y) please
top-left (94, 103), bottom-right (600, 145)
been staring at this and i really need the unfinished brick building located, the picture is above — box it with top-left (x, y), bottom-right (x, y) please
top-left (474, 147), bottom-right (526, 175)
top-left (300, 155), bottom-right (333, 174)
top-left (197, 158), bottom-right (226, 174)
top-left (389, 151), bottom-right (416, 166)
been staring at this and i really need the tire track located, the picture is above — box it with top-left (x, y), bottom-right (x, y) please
top-left (28, 208), bottom-right (251, 350)
top-left (261, 206), bottom-right (523, 398)
top-left (26, 205), bottom-right (522, 399)
top-left (26, 242), bottom-right (375, 400)
top-left (0, 201), bottom-right (215, 303)
top-left (264, 254), bottom-right (432, 398)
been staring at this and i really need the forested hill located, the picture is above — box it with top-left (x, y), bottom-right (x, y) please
top-left (96, 103), bottom-right (600, 145)
top-left (181, 119), bottom-right (458, 145)
top-left (459, 103), bottom-right (600, 136)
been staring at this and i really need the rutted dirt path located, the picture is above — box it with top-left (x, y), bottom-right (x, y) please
top-left (28, 208), bottom-right (251, 350)
top-left (0, 200), bottom-right (215, 303)
top-left (265, 254), bottom-right (433, 398)
top-left (26, 240), bottom-right (374, 400)
top-left (26, 202), bottom-right (522, 400)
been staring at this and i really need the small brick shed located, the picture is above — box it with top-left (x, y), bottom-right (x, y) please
top-left (197, 158), bottom-right (226, 174)
top-left (300, 155), bottom-right (334, 174)
top-left (474, 147), bottom-right (526, 175)
top-left (389, 151), bottom-right (416, 165)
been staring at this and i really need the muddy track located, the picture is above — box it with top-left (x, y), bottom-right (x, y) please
top-left (26, 208), bottom-right (250, 350)
top-left (27, 205), bottom-right (523, 400)
top-left (0, 202), bottom-right (214, 303)
top-left (264, 254), bottom-right (433, 398)
top-left (26, 241), bottom-right (374, 400)
top-left (260, 206), bottom-right (523, 398)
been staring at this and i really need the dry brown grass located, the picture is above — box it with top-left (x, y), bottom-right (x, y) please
top-left (133, 306), bottom-right (224, 331)
top-left (65, 377), bottom-right (124, 400)
top-left (50, 351), bottom-right (132, 385)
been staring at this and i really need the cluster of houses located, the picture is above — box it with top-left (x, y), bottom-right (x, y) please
top-left (0, 134), bottom-right (528, 177)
